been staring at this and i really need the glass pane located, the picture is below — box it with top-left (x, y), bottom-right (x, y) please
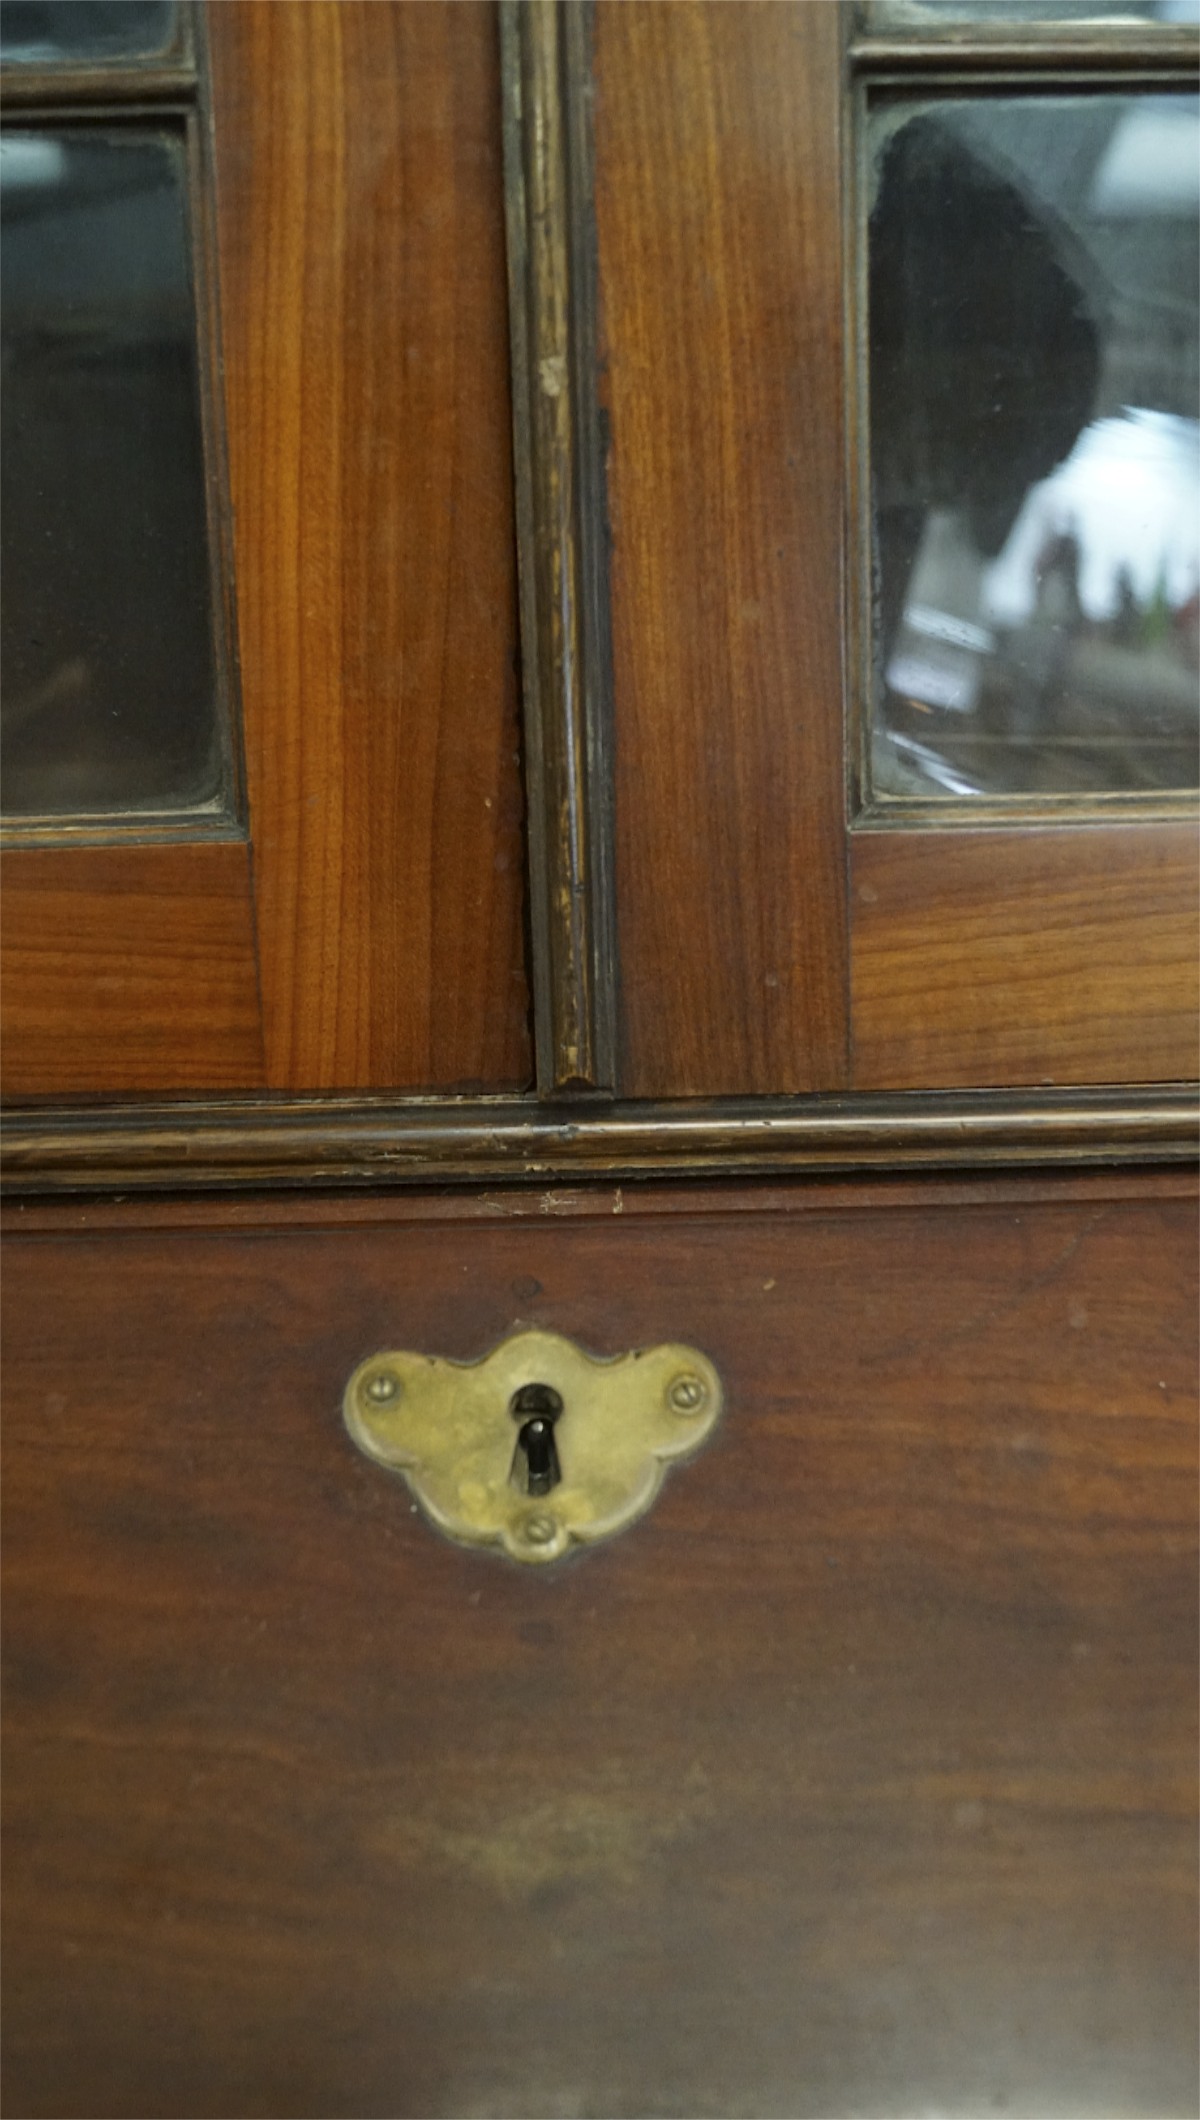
top-left (0, 1), bottom-right (177, 66)
top-left (1, 128), bottom-right (224, 819)
top-left (868, 93), bottom-right (1200, 801)
top-left (865, 1), bottom-right (1199, 29)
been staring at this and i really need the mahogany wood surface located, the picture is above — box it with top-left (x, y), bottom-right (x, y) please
top-left (208, 0), bottom-right (530, 1092)
top-left (0, 843), bottom-right (264, 1096)
top-left (851, 822), bottom-right (1200, 1088)
top-left (593, 0), bottom-right (850, 1099)
top-left (6, 1162), bottom-right (1192, 1235)
top-left (4, 1175), bottom-right (1195, 2117)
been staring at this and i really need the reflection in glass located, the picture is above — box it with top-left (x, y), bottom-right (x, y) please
top-left (1, 129), bottom-right (223, 819)
top-left (0, 1), bottom-right (177, 66)
top-left (868, 94), bottom-right (1200, 800)
top-left (865, 1), bottom-right (1199, 28)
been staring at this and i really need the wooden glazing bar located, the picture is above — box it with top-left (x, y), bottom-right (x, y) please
top-left (852, 31), bottom-right (1200, 73)
top-left (0, 62), bottom-right (196, 107)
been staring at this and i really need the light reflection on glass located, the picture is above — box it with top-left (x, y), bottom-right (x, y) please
top-left (865, 1), bottom-right (1199, 28)
top-left (1, 128), bottom-right (223, 820)
top-left (0, 1), bottom-right (177, 66)
top-left (868, 93), bottom-right (1200, 801)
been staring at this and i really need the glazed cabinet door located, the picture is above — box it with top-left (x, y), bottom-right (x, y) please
top-left (592, 0), bottom-right (1199, 1095)
top-left (4, 0), bottom-right (1196, 1129)
top-left (1, 0), bottom-right (530, 1097)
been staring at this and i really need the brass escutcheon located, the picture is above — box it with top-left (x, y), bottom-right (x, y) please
top-left (343, 1328), bottom-right (722, 1565)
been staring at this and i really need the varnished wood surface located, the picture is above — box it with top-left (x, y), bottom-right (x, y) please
top-left (0, 843), bottom-right (264, 1096)
top-left (852, 822), bottom-right (1200, 1088)
top-left (5, 1162), bottom-right (1193, 1235)
top-left (209, 0), bottom-right (530, 1092)
top-left (4, 1176), bottom-right (1196, 2116)
top-left (593, 0), bottom-right (850, 1098)
top-left (501, 0), bottom-right (617, 1093)
top-left (3, 1086), bottom-right (1196, 1193)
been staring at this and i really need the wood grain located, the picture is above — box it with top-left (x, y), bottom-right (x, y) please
top-left (593, 1), bottom-right (849, 1097)
top-left (0, 843), bottom-right (264, 1095)
top-left (208, 1), bottom-right (530, 1092)
top-left (851, 822), bottom-right (1200, 1088)
top-left (3, 1177), bottom-right (1196, 2115)
top-left (4, 1161), bottom-right (1193, 1234)
top-left (3, 1086), bottom-right (1196, 1192)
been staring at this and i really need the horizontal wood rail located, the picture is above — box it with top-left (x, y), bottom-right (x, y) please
top-left (2, 1087), bottom-right (1194, 1195)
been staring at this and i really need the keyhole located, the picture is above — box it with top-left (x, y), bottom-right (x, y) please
top-left (510, 1382), bottom-right (563, 1496)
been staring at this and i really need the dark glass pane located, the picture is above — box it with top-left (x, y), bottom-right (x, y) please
top-left (865, 1), bottom-right (1199, 28)
top-left (0, 1), bottom-right (177, 66)
top-left (1, 128), bottom-right (224, 819)
top-left (868, 93), bottom-right (1200, 801)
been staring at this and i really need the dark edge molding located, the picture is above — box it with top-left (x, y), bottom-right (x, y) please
top-left (500, 0), bottom-right (618, 1097)
top-left (2, 1088), bottom-right (1195, 1196)
top-left (562, 0), bottom-right (619, 1087)
top-left (188, 2), bottom-right (250, 840)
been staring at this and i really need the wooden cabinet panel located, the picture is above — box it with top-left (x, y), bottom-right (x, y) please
top-left (3, 16), bottom-right (1195, 2117)
top-left (1, 2), bottom-right (531, 1101)
top-left (3, 1174), bottom-right (1195, 2116)
top-left (209, 0), bottom-right (530, 1092)
top-left (593, 0), bottom-right (850, 1099)
top-left (851, 821), bottom-right (1200, 1088)
top-left (0, 842), bottom-right (264, 1095)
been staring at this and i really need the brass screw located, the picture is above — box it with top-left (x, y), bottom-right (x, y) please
top-left (668, 1373), bottom-right (706, 1414)
top-left (364, 1371), bottom-right (400, 1405)
top-left (523, 1513), bottom-right (558, 1546)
